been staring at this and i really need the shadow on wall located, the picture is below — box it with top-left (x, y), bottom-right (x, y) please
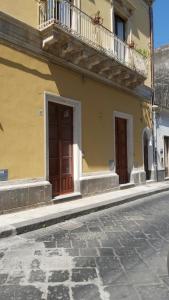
top-left (0, 123), bottom-right (4, 132)
top-left (141, 102), bottom-right (151, 129)
top-left (0, 51), bottom-right (150, 173)
top-left (0, 54), bottom-right (110, 171)
top-left (48, 62), bottom-right (115, 172)
top-left (0, 55), bottom-right (83, 104)
top-left (0, 57), bottom-right (52, 82)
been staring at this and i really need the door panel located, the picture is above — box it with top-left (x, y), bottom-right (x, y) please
top-left (49, 125), bottom-right (58, 140)
top-left (49, 141), bottom-right (59, 158)
top-left (49, 158), bottom-right (60, 176)
top-left (143, 132), bottom-right (150, 180)
top-left (164, 137), bottom-right (169, 177)
top-left (48, 102), bottom-right (74, 196)
top-left (61, 177), bottom-right (73, 194)
top-left (62, 141), bottom-right (71, 156)
top-left (115, 117), bottom-right (128, 184)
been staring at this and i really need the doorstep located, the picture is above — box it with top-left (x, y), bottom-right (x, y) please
top-left (53, 192), bottom-right (82, 203)
top-left (1, 181), bottom-right (169, 239)
top-left (120, 183), bottom-right (135, 190)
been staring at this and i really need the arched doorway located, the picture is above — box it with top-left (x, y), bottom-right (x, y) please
top-left (144, 131), bottom-right (150, 180)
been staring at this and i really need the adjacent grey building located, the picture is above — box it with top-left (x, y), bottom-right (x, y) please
top-left (154, 45), bottom-right (169, 180)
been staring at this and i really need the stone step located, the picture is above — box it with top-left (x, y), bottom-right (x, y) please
top-left (120, 183), bottom-right (135, 190)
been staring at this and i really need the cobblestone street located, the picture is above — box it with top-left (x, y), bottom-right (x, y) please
top-left (1, 191), bottom-right (169, 299)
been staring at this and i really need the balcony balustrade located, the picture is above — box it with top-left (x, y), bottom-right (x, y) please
top-left (38, 0), bottom-right (148, 88)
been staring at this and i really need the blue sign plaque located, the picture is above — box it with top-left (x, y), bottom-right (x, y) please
top-left (0, 169), bottom-right (8, 181)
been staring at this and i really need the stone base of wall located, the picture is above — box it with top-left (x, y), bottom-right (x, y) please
top-left (130, 170), bottom-right (146, 185)
top-left (149, 169), bottom-right (157, 181)
top-left (80, 172), bottom-right (119, 197)
top-left (157, 169), bottom-right (165, 182)
top-left (0, 179), bottom-right (52, 213)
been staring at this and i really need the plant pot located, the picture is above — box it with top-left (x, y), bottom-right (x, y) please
top-left (128, 41), bottom-right (135, 48)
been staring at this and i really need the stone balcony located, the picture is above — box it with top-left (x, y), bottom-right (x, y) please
top-left (38, 0), bottom-right (148, 89)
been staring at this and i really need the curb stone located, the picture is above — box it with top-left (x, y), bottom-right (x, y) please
top-left (0, 185), bottom-right (169, 239)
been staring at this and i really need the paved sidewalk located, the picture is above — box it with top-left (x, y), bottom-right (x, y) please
top-left (0, 181), bottom-right (169, 238)
top-left (1, 187), bottom-right (169, 299)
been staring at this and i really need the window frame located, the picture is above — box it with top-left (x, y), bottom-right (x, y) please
top-left (114, 14), bottom-right (126, 42)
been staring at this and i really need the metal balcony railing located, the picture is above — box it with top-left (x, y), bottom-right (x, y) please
top-left (39, 0), bottom-right (147, 77)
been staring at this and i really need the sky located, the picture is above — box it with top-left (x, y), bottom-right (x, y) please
top-left (153, 0), bottom-right (169, 49)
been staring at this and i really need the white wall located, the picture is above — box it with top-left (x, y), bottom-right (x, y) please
top-left (156, 110), bottom-right (169, 171)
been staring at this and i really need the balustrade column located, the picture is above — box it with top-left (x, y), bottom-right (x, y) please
top-left (111, 0), bottom-right (115, 53)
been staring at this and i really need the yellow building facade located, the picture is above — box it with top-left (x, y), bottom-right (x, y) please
top-left (0, 0), bottom-right (154, 212)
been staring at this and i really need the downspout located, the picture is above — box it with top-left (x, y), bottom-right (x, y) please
top-left (150, 2), bottom-right (154, 95)
top-left (149, 1), bottom-right (158, 181)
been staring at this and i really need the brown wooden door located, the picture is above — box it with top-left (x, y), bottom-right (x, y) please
top-left (144, 132), bottom-right (150, 180)
top-left (48, 102), bottom-right (74, 197)
top-left (164, 137), bottom-right (169, 177)
top-left (115, 117), bottom-right (128, 184)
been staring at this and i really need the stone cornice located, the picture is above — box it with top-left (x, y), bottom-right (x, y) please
top-left (143, 0), bottom-right (155, 6)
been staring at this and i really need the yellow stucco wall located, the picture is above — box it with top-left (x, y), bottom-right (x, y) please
top-left (81, 0), bottom-right (112, 31)
top-left (129, 0), bottom-right (151, 86)
top-left (0, 0), bottom-right (37, 28)
top-left (129, 0), bottom-right (150, 50)
top-left (0, 44), bottom-right (151, 180)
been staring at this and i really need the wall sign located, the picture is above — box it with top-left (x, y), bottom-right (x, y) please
top-left (0, 169), bottom-right (8, 181)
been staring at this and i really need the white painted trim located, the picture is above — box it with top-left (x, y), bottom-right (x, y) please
top-left (111, 1), bottom-right (114, 33)
top-left (81, 171), bottom-right (118, 181)
top-left (73, 0), bottom-right (81, 8)
top-left (113, 111), bottom-right (133, 182)
top-left (72, 0), bottom-right (81, 32)
top-left (44, 92), bottom-right (82, 194)
top-left (37, 0), bottom-right (40, 28)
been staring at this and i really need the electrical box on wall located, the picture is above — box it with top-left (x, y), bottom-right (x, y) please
top-left (0, 169), bottom-right (8, 181)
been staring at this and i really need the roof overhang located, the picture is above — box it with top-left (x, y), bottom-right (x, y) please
top-left (144, 0), bottom-right (155, 6)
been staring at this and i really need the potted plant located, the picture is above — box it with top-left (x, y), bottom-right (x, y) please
top-left (91, 11), bottom-right (103, 25)
top-left (136, 48), bottom-right (149, 58)
top-left (128, 40), bottom-right (135, 48)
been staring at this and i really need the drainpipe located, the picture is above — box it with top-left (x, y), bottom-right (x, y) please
top-left (152, 105), bottom-right (158, 181)
top-left (149, 1), bottom-right (158, 181)
top-left (149, 2), bottom-right (154, 95)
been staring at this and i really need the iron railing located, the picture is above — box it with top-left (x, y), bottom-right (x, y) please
top-left (39, 0), bottom-right (147, 77)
